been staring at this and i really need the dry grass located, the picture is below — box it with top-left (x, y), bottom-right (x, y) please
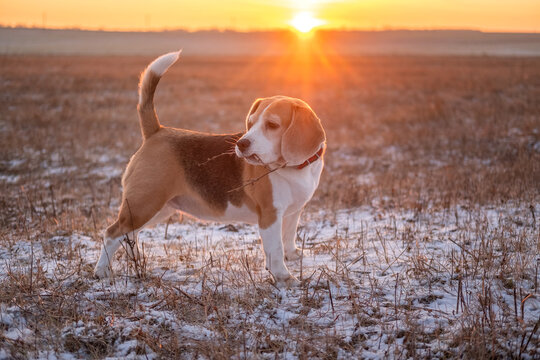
top-left (0, 54), bottom-right (539, 359)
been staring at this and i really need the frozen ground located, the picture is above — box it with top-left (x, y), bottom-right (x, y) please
top-left (1, 201), bottom-right (538, 359)
top-left (1, 54), bottom-right (539, 358)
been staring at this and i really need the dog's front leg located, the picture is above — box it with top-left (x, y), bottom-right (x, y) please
top-left (259, 215), bottom-right (300, 288)
top-left (282, 210), bottom-right (303, 261)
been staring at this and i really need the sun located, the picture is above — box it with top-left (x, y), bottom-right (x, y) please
top-left (290, 11), bottom-right (325, 34)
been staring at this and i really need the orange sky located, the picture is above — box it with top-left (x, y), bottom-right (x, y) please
top-left (1, 0), bottom-right (539, 32)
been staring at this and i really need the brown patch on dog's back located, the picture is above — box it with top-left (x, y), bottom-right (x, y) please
top-left (167, 130), bottom-right (246, 212)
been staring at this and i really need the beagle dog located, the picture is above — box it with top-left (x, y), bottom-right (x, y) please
top-left (94, 51), bottom-right (326, 287)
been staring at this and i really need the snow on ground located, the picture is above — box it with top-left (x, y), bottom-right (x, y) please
top-left (0, 204), bottom-right (538, 358)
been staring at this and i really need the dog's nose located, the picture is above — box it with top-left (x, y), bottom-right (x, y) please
top-left (236, 138), bottom-right (251, 152)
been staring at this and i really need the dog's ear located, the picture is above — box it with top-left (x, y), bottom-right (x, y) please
top-left (281, 104), bottom-right (326, 165)
top-left (246, 98), bottom-right (263, 126)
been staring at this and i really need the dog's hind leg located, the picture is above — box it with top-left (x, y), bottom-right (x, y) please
top-left (144, 205), bottom-right (177, 229)
top-left (94, 221), bottom-right (127, 279)
top-left (123, 205), bottom-right (177, 262)
top-left (94, 193), bottom-right (171, 279)
top-left (124, 205), bottom-right (176, 259)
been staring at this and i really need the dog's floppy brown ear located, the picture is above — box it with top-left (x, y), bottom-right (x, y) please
top-left (246, 98), bottom-right (263, 125)
top-left (281, 105), bottom-right (326, 165)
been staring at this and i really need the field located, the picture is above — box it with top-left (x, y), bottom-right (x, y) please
top-left (2, 28), bottom-right (540, 56)
top-left (0, 54), bottom-right (539, 359)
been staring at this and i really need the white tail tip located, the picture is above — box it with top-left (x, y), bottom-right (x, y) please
top-left (148, 49), bottom-right (182, 76)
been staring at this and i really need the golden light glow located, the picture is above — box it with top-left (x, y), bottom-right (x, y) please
top-left (290, 11), bottom-right (325, 33)
top-left (0, 0), bottom-right (538, 33)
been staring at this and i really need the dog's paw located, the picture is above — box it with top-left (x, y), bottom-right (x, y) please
top-left (93, 264), bottom-right (112, 279)
top-left (274, 275), bottom-right (301, 288)
top-left (285, 248), bottom-right (303, 261)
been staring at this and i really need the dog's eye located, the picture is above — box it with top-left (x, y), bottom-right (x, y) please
top-left (266, 122), bottom-right (279, 130)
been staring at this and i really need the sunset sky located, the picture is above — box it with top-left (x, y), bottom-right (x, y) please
top-left (1, 0), bottom-right (539, 33)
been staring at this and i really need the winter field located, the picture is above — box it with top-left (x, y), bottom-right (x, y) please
top-left (0, 54), bottom-right (539, 359)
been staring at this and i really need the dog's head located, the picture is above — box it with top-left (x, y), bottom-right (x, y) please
top-left (235, 96), bottom-right (326, 167)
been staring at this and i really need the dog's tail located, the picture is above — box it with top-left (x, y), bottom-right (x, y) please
top-left (137, 50), bottom-right (182, 140)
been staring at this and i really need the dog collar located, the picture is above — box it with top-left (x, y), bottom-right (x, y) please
top-left (296, 147), bottom-right (324, 169)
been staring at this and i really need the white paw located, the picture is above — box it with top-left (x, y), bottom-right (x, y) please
top-left (274, 275), bottom-right (301, 288)
top-left (93, 264), bottom-right (112, 279)
top-left (285, 248), bottom-right (303, 261)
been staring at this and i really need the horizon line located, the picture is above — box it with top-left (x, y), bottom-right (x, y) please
top-left (2, 24), bottom-right (539, 35)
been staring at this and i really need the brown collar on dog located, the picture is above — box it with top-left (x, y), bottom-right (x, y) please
top-left (296, 147), bottom-right (324, 169)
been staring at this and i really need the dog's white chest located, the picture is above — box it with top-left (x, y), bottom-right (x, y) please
top-left (270, 160), bottom-right (323, 216)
